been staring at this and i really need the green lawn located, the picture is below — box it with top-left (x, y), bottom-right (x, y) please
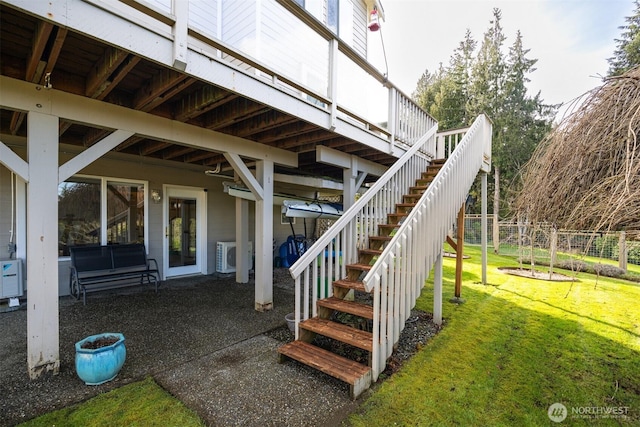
top-left (348, 245), bottom-right (640, 426)
top-left (19, 377), bottom-right (205, 427)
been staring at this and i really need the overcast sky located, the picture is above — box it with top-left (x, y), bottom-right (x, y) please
top-left (367, 0), bottom-right (635, 120)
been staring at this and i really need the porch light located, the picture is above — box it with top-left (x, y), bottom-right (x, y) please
top-left (151, 189), bottom-right (162, 203)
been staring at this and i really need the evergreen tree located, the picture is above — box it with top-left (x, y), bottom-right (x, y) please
top-left (608, 0), bottom-right (640, 76)
top-left (411, 8), bottom-right (557, 222)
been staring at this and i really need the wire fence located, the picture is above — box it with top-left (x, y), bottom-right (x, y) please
top-left (462, 215), bottom-right (640, 269)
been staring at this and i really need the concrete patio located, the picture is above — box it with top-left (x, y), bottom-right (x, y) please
top-left (0, 271), bottom-right (361, 426)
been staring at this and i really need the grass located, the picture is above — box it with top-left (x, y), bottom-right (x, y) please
top-left (19, 377), bottom-right (205, 427)
top-left (347, 245), bottom-right (640, 426)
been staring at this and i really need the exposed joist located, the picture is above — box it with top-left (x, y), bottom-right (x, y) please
top-left (133, 69), bottom-right (188, 110)
top-left (231, 113), bottom-right (298, 139)
top-left (40, 27), bottom-right (67, 84)
top-left (95, 55), bottom-right (141, 101)
top-left (162, 145), bottom-right (195, 160)
top-left (26, 21), bottom-right (53, 82)
top-left (140, 141), bottom-right (171, 156)
top-left (85, 47), bottom-right (128, 97)
top-left (184, 150), bottom-right (219, 163)
top-left (173, 86), bottom-right (236, 122)
top-left (274, 130), bottom-right (336, 149)
top-left (204, 99), bottom-right (268, 130)
top-left (10, 21), bottom-right (54, 134)
top-left (258, 122), bottom-right (317, 144)
top-left (114, 135), bottom-right (144, 151)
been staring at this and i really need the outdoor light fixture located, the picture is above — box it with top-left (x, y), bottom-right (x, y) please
top-left (151, 189), bottom-right (162, 203)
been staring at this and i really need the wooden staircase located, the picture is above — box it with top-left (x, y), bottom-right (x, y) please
top-left (277, 159), bottom-right (446, 399)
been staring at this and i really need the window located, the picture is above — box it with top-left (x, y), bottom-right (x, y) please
top-left (58, 176), bottom-right (146, 257)
top-left (58, 177), bottom-right (101, 256)
top-left (107, 181), bottom-right (145, 245)
top-left (327, 0), bottom-right (338, 34)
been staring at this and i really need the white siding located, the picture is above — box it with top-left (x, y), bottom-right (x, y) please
top-left (352, 0), bottom-right (367, 57)
top-left (221, 0), bottom-right (258, 71)
top-left (145, 0), bottom-right (171, 13)
top-left (261, 0), bottom-right (328, 95)
top-left (190, 0), bottom-right (218, 38)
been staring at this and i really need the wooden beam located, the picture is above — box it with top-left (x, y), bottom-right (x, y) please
top-left (85, 47), bottom-right (128, 97)
top-left (174, 86), bottom-right (235, 122)
top-left (40, 27), bottom-right (67, 83)
top-left (140, 77), bottom-right (197, 113)
top-left (26, 21), bottom-right (54, 82)
top-left (204, 100), bottom-right (268, 130)
top-left (232, 113), bottom-right (298, 139)
top-left (454, 203), bottom-right (465, 299)
top-left (133, 69), bottom-right (188, 110)
top-left (140, 140), bottom-right (171, 156)
top-left (446, 235), bottom-right (457, 252)
top-left (95, 55), bottom-right (141, 101)
top-left (162, 145), bottom-right (195, 160)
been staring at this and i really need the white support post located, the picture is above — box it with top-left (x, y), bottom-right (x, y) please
top-left (343, 156), bottom-right (357, 210)
top-left (26, 111), bottom-right (60, 378)
top-left (481, 171), bottom-right (488, 285)
top-left (172, 0), bottom-right (188, 70)
top-left (254, 160), bottom-right (274, 311)
top-left (433, 249), bottom-right (443, 325)
top-left (236, 197), bottom-right (250, 283)
top-left (328, 39), bottom-right (338, 131)
top-left (387, 87), bottom-right (397, 153)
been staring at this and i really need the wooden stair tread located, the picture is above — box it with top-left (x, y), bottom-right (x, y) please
top-left (369, 235), bottom-right (392, 241)
top-left (347, 263), bottom-right (372, 272)
top-left (300, 318), bottom-right (373, 351)
top-left (278, 341), bottom-right (372, 394)
top-left (359, 248), bottom-right (382, 256)
top-left (333, 279), bottom-right (367, 292)
top-left (318, 296), bottom-right (374, 319)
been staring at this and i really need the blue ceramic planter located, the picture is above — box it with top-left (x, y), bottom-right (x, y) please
top-left (75, 333), bottom-right (126, 385)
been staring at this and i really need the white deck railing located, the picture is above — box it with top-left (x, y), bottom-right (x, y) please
top-left (288, 122), bottom-right (438, 336)
top-left (362, 114), bottom-right (492, 379)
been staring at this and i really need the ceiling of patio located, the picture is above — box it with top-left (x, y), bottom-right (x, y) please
top-left (0, 4), bottom-right (395, 184)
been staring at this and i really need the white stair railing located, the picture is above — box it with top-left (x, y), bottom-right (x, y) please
top-left (363, 114), bottom-right (492, 380)
top-left (288, 123), bottom-right (439, 338)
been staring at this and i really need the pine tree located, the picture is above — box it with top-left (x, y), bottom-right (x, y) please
top-left (608, 0), bottom-right (640, 76)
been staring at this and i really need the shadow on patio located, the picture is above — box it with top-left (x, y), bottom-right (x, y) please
top-left (0, 271), bottom-right (360, 426)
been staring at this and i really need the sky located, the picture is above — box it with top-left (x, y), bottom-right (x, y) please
top-left (366, 0), bottom-right (635, 121)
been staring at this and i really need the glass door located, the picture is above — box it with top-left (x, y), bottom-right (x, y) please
top-left (164, 187), bottom-right (206, 277)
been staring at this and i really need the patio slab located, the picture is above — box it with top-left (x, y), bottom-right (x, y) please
top-left (0, 270), bottom-right (359, 426)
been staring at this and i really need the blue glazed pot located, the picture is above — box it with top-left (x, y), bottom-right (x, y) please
top-left (75, 333), bottom-right (126, 385)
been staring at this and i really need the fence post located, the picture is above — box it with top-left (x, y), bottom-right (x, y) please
top-left (549, 228), bottom-right (557, 277)
top-left (619, 231), bottom-right (627, 272)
